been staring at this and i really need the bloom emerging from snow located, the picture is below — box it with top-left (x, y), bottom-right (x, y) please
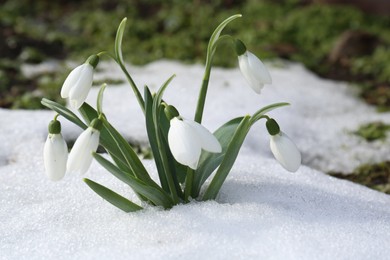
top-left (67, 118), bottom-right (102, 175)
top-left (168, 117), bottom-right (222, 170)
top-left (61, 55), bottom-right (99, 109)
top-left (43, 120), bottom-right (68, 181)
top-left (266, 118), bottom-right (300, 172)
top-left (270, 132), bottom-right (301, 172)
top-left (235, 39), bottom-right (272, 94)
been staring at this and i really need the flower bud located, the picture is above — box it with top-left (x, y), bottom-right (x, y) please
top-left (270, 132), bottom-right (301, 172)
top-left (235, 39), bottom-right (247, 56)
top-left (266, 118), bottom-right (280, 136)
top-left (164, 105), bottom-right (180, 121)
top-left (86, 54), bottom-right (99, 68)
top-left (48, 120), bottom-right (61, 134)
top-left (44, 120), bottom-right (68, 181)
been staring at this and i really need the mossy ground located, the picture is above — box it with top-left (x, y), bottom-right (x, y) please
top-left (353, 121), bottom-right (390, 142)
top-left (1, 0), bottom-right (390, 109)
top-left (330, 161), bottom-right (390, 194)
top-left (1, 0), bottom-right (390, 193)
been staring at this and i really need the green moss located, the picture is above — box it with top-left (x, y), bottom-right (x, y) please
top-left (353, 121), bottom-right (390, 142)
top-left (330, 161), bottom-right (390, 194)
top-left (1, 0), bottom-right (390, 109)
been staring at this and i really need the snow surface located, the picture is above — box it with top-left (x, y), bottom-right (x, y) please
top-left (1, 60), bottom-right (390, 259)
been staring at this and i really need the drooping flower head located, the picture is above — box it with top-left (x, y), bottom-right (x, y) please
top-left (61, 54), bottom-right (99, 110)
top-left (266, 118), bottom-right (301, 172)
top-left (235, 39), bottom-right (272, 94)
top-left (168, 113), bottom-right (221, 170)
top-left (43, 119), bottom-right (68, 181)
top-left (67, 118), bottom-right (102, 175)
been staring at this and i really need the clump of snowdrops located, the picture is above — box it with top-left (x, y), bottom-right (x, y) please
top-left (42, 15), bottom-right (301, 212)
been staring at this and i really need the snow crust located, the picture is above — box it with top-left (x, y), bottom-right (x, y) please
top-left (1, 60), bottom-right (390, 259)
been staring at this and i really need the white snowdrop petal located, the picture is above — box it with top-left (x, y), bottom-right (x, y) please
top-left (184, 119), bottom-right (221, 153)
top-left (79, 131), bottom-right (100, 174)
top-left (168, 118), bottom-right (202, 169)
top-left (43, 134), bottom-right (68, 181)
top-left (69, 64), bottom-right (94, 109)
top-left (238, 51), bottom-right (272, 94)
top-left (247, 51), bottom-right (272, 84)
top-left (60, 65), bottom-right (84, 98)
top-left (67, 127), bottom-right (99, 174)
top-left (238, 53), bottom-right (262, 93)
top-left (270, 132), bottom-right (301, 172)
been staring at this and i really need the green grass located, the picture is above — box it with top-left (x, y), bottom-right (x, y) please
top-left (353, 121), bottom-right (390, 142)
top-left (330, 161), bottom-right (390, 194)
top-left (1, 0), bottom-right (390, 109)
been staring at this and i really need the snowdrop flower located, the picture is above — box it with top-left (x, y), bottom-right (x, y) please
top-left (267, 118), bottom-right (301, 172)
top-left (43, 120), bottom-right (68, 181)
top-left (168, 117), bottom-right (222, 170)
top-left (67, 118), bottom-right (102, 175)
top-left (235, 39), bottom-right (272, 94)
top-left (61, 54), bottom-right (99, 109)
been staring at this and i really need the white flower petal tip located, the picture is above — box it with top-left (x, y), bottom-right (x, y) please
top-left (270, 132), bottom-right (301, 172)
top-left (168, 118), bottom-right (221, 169)
top-left (60, 63), bottom-right (94, 109)
top-left (43, 134), bottom-right (68, 181)
top-left (67, 127), bottom-right (100, 175)
top-left (238, 51), bottom-right (272, 94)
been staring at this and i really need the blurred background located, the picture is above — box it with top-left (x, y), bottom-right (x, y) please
top-left (1, 0), bottom-right (390, 192)
top-left (1, 0), bottom-right (389, 109)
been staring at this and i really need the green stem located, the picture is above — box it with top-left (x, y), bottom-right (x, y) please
top-left (194, 74), bottom-right (211, 123)
top-left (184, 168), bottom-right (194, 202)
top-left (194, 36), bottom-right (234, 124)
top-left (118, 62), bottom-right (145, 114)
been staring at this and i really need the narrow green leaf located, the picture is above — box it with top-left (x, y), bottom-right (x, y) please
top-left (93, 153), bottom-right (173, 208)
top-left (78, 103), bottom-right (132, 173)
top-left (114, 17), bottom-right (127, 64)
top-left (152, 74), bottom-right (176, 123)
top-left (96, 83), bottom-right (107, 115)
top-left (101, 117), bottom-right (159, 186)
top-left (41, 98), bottom-right (86, 129)
top-left (193, 116), bottom-right (244, 197)
top-left (151, 75), bottom-right (181, 202)
top-left (144, 86), bottom-right (169, 192)
top-left (84, 178), bottom-right (143, 212)
top-left (202, 116), bottom-right (252, 200)
top-left (79, 103), bottom-right (155, 184)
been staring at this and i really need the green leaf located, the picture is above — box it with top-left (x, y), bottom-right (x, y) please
top-left (144, 86), bottom-right (169, 192)
top-left (78, 103), bottom-right (160, 190)
top-left (151, 75), bottom-right (181, 202)
top-left (193, 116), bottom-right (244, 197)
top-left (96, 83), bottom-right (107, 115)
top-left (78, 103), bottom-right (131, 173)
top-left (84, 178), bottom-right (143, 212)
top-left (114, 17), bottom-right (127, 64)
top-left (202, 116), bottom-right (252, 200)
top-left (41, 98), bottom-right (86, 129)
top-left (93, 153), bottom-right (173, 208)
top-left (200, 103), bottom-right (290, 200)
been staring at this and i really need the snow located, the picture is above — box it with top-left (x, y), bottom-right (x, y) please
top-left (1, 60), bottom-right (390, 259)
